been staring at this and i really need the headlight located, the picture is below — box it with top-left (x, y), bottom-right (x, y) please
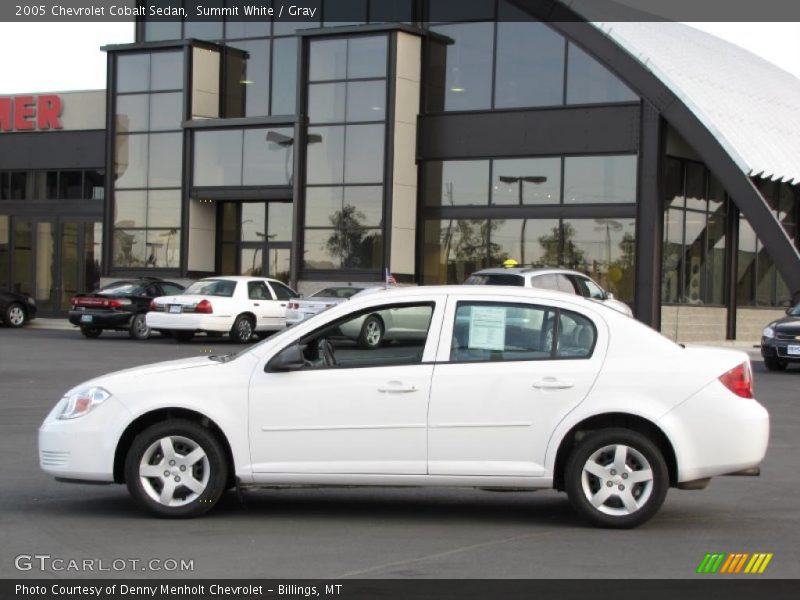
top-left (59, 387), bottom-right (111, 420)
top-left (762, 325), bottom-right (775, 338)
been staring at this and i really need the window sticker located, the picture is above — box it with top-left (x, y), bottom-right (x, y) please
top-left (467, 306), bottom-right (507, 351)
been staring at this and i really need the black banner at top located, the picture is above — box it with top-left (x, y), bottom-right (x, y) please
top-left (3, 0), bottom-right (800, 23)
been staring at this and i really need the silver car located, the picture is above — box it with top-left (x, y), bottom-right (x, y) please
top-left (464, 267), bottom-right (634, 317)
top-left (285, 286), bottom-right (366, 327)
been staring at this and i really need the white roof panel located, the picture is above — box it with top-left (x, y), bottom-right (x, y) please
top-left (590, 21), bottom-right (800, 184)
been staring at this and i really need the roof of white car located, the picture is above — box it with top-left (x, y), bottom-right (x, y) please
top-left (353, 284), bottom-right (606, 306)
top-left (198, 275), bottom-right (282, 283)
top-left (471, 267), bottom-right (586, 278)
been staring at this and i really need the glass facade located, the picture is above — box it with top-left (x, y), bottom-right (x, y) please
top-left (0, 170), bottom-right (104, 201)
top-left (303, 34), bottom-right (388, 272)
top-left (113, 49), bottom-right (184, 269)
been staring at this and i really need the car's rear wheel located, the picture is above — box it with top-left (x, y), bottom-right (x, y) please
top-left (358, 315), bottom-right (384, 349)
top-left (124, 419), bottom-right (228, 518)
top-left (564, 428), bottom-right (668, 529)
top-left (129, 313), bottom-right (151, 340)
top-left (4, 303), bottom-right (26, 328)
top-left (230, 315), bottom-right (254, 343)
top-left (80, 326), bottom-right (102, 338)
top-left (764, 355), bottom-right (788, 371)
top-left (173, 330), bottom-right (195, 343)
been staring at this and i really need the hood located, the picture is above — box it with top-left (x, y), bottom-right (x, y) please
top-left (80, 356), bottom-right (219, 391)
top-left (773, 315), bottom-right (800, 335)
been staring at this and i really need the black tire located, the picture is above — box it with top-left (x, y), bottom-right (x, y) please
top-left (4, 302), bottom-right (26, 328)
top-left (230, 315), bottom-right (255, 343)
top-left (128, 313), bottom-right (151, 340)
top-left (564, 428), bottom-right (669, 529)
top-left (124, 419), bottom-right (228, 518)
top-left (173, 330), bottom-right (195, 343)
top-left (80, 326), bottom-right (102, 338)
top-left (358, 315), bottom-right (384, 349)
top-left (764, 355), bottom-right (788, 371)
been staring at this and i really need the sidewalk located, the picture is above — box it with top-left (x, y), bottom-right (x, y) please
top-left (26, 318), bottom-right (75, 331)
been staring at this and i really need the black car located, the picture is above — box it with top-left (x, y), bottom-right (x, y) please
top-left (0, 290), bottom-right (37, 328)
top-left (761, 304), bottom-right (800, 370)
top-left (69, 278), bottom-right (185, 340)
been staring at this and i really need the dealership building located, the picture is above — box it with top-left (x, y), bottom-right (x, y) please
top-left (1, 0), bottom-right (799, 342)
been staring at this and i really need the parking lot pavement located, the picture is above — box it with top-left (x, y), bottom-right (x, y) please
top-left (1, 327), bottom-right (798, 579)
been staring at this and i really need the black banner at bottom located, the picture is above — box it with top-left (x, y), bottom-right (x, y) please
top-left (3, 580), bottom-right (799, 600)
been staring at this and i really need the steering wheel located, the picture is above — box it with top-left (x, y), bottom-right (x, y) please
top-left (317, 339), bottom-right (337, 367)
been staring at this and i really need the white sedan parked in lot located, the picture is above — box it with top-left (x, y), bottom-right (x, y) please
top-left (40, 286), bottom-right (768, 528)
top-left (146, 276), bottom-right (298, 343)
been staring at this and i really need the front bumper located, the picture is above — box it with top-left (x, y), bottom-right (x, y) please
top-left (761, 337), bottom-right (800, 361)
top-left (68, 309), bottom-right (133, 329)
top-left (658, 380), bottom-right (769, 483)
top-left (146, 311), bottom-right (235, 332)
top-left (39, 396), bottom-right (132, 482)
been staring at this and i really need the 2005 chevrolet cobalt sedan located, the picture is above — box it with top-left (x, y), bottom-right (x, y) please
top-left (39, 286), bottom-right (769, 528)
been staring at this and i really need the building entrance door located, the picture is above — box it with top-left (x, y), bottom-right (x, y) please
top-left (6, 217), bottom-right (101, 316)
top-left (218, 200), bottom-right (293, 283)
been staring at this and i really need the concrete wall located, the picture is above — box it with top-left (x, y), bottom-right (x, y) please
top-left (737, 307), bottom-right (786, 341)
top-left (660, 305), bottom-right (727, 342)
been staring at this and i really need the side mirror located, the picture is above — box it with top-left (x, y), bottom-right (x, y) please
top-left (605, 292), bottom-right (615, 300)
top-left (266, 344), bottom-right (306, 372)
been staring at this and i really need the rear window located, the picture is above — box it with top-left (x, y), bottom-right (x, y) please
top-left (184, 280), bottom-right (236, 297)
top-left (464, 274), bottom-right (525, 286)
top-left (98, 282), bottom-right (142, 296)
top-left (312, 287), bottom-right (363, 299)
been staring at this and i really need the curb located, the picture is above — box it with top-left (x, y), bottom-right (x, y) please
top-left (26, 319), bottom-right (75, 331)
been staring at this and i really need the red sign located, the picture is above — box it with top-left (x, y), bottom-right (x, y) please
top-left (0, 95), bottom-right (63, 132)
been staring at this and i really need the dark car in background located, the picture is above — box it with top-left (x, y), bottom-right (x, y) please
top-left (761, 304), bottom-right (800, 370)
top-left (0, 290), bottom-right (37, 328)
top-left (68, 278), bottom-right (185, 340)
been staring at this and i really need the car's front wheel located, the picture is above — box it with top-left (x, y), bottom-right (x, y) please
top-left (564, 428), bottom-right (668, 529)
top-left (129, 313), bottom-right (151, 340)
top-left (764, 355), bottom-right (788, 371)
top-left (124, 420), bottom-right (228, 518)
top-left (4, 303), bottom-right (26, 328)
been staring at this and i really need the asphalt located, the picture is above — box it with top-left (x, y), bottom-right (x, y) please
top-left (0, 327), bottom-right (798, 579)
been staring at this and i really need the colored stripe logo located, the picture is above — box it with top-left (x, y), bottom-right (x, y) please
top-left (696, 553), bottom-right (773, 574)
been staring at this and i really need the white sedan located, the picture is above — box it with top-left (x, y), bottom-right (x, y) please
top-left (40, 286), bottom-right (768, 528)
top-left (146, 276), bottom-right (298, 343)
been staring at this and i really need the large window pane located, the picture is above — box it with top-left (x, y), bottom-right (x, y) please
top-left (149, 92), bottom-right (183, 130)
top-left (271, 38), bottom-right (298, 114)
top-left (706, 205), bottom-right (726, 305)
top-left (423, 219), bottom-right (491, 284)
top-left (309, 39), bottom-right (347, 82)
top-left (241, 203), bottom-right (266, 242)
top-left (736, 217), bottom-right (756, 305)
top-left (494, 7), bottom-right (565, 108)
top-left (305, 186), bottom-right (383, 229)
top-left (146, 229), bottom-right (180, 268)
top-left (193, 129), bottom-right (243, 186)
top-left (305, 187), bottom-right (343, 227)
top-left (563, 155), bottom-right (637, 204)
top-left (147, 190), bottom-right (181, 227)
top-left (344, 124), bottom-right (384, 183)
top-left (662, 208), bottom-right (684, 303)
top-left (13, 220), bottom-right (32, 295)
top-left (117, 54), bottom-right (149, 93)
top-left (684, 162), bottom-right (706, 211)
top-left (144, 20), bottom-right (181, 42)
top-left (492, 158), bottom-right (561, 205)
top-left (114, 190), bottom-right (147, 228)
top-left (184, 20), bottom-right (223, 42)
top-left (566, 43), bottom-right (637, 105)
top-left (682, 211), bottom-right (706, 303)
top-left (429, 23), bottom-right (493, 111)
top-left (344, 186), bottom-right (383, 227)
top-left (225, 20), bottom-right (270, 39)
top-left (308, 82), bottom-right (347, 124)
top-left (59, 171), bottom-right (84, 200)
top-left (150, 51), bottom-right (183, 91)
top-left (347, 36), bottom-right (387, 79)
top-left (0, 216), bottom-right (8, 287)
top-left (492, 219), bottom-right (560, 267)
top-left (307, 126), bottom-right (345, 184)
top-left (116, 94), bottom-right (149, 133)
top-left (114, 134), bottom-right (148, 189)
top-left (228, 39), bottom-right (270, 117)
top-left (425, 160), bottom-right (489, 206)
top-left (113, 229), bottom-right (147, 268)
top-left (268, 202), bottom-right (293, 241)
top-left (303, 227), bottom-right (382, 270)
top-left (244, 128), bottom-right (294, 186)
top-left (147, 133), bottom-right (182, 187)
top-left (346, 80), bottom-right (386, 122)
top-left (369, 0), bottom-right (413, 22)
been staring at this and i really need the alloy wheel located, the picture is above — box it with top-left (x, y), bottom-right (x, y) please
top-left (138, 436), bottom-right (210, 507)
top-left (580, 444), bottom-right (654, 516)
top-left (7, 305), bottom-right (25, 326)
top-left (365, 320), bottom-right (382, 346)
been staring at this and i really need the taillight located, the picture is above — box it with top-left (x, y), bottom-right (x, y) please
top-left (719, 362), bottom-right (753, 399)
top-left (71, 296), bottom-right (78, 308)
top-left (288, 302), bottom-right (299, 310)
top-left (195, 299), bottom-right (213, 314)
top-left (108, 299), bottom-right (131, 309)
top-left (149, 300), bottom-right (156, 311)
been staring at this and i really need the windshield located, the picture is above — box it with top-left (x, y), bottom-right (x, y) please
top-left (185, 280), bottom-right (236, 297)
top-left (790, 304), bottom-right (800, 317)
top-left (312, 287), bottom-right (363, 299)
top-left (98, 282), bottom-right (141, 296)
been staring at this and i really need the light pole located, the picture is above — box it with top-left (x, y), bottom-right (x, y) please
top-left (498, 175), bottom-right (547, 265)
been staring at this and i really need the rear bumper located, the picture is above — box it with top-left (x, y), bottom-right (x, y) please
top-left (146, 312), bottom-right (235, 332)
top-left (658, 380), bottom-right (769, 483)
top-left (68, 310), bottom-right (133, 328)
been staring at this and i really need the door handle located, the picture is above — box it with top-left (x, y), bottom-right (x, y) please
top-left (280, 303), bottom-right (287, 307)
top-left (378, 381), bottom-right (418, 394)
top-left (532, 378), bottom-right (574, 390)
top-left (253, 303), bottom-right (260, 306)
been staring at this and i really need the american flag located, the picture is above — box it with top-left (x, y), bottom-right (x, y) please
top-left (385, 268), bottom-right (397, 286)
